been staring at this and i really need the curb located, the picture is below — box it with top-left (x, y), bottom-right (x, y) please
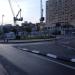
top-left (31, 50), bottom-right (40, 54)
top-left (15, 47), bottom-right (75, 63)
top-left (71, 59), bottom-right (75, 62)
top-left (0, 39), bottom-right (53, 44)
top-left (46, 53), bottom-right (57, 58)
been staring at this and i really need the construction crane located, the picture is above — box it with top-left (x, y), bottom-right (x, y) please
top-left (39, 0), bottom-right (45, 31)
top-left (40, 0), bottom-right (44, 22)
top-left (8, 0), bottom-right (23, 25)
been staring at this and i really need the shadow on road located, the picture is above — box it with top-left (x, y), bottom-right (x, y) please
top-left (0, 55), bottom-right (28, 75)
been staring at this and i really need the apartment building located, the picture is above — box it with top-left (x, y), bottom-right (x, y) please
top-left (46, 0), bottom-right (75, 28)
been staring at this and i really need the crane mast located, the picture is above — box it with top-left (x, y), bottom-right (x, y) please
top-left (40, 0), bottom-right (44, 22)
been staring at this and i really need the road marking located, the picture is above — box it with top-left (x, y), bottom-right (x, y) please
top-left (46, 53), bottom-right (57, 58)
top-left (22, 48), bottom-right (28, 51)
top-left (67, 46), bottom-right (75, 50)
top-left (61, 44), bottom-right (75, 51)
top-left (67, 46), bottom-right (74, 50)
top-left (32, 50), bottom-right (40, 54)
top-left (62, 42), bottom-right (70, 44)
top-left (25, 49), bottom-right (75, 70)
top-left (56, 42), bottom-right (75, 51)
top-left (71, 59), bottom-right (75, 62)
top-left (47, 58), bottom-right (75, 70)
top-left (14, 45), bottom-right (75, 69)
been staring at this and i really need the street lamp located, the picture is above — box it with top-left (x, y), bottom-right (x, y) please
top-left (1, 14), bottom-right (4, 32)
top-left (1, 14), bottom-right (4, 41)
top-left (2, 14), bottom-right (4, 25)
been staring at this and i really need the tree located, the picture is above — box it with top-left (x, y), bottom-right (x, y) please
top-left (12, 28), bottom-right (17, 34)
top-left (25, 27), bottom-right (31, 33)
top-left (36, 23), bottom-right (40, 31)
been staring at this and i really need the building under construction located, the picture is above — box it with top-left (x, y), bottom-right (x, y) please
top-left (46, 0), bottom-right (75, 27)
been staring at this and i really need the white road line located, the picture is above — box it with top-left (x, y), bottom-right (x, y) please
top-left (47, 58), bottom-right (75, 70)
top-left (67, 46), bottom-right (75, 50)
top-left (71, 59), bottom-right (75, 62)
top-left (56, 42), bottom-right (75, 51)
top-left (67, 46), bottom-right (72, 49)
top-left (46, 53), bottom-right (57, 58)
top-left (35, 52), bottom-right (75, 69)
top-left (37, 52), bottom-right (75, 70)
top-left (22, 48), bottom-right (28, 51)
top-left (62, 42), bottom-right (70, 44)
top-left (61, 44), bottom-right (75, 51)
top-left (16, 46), bottom-right (75, 69)
top-left (32, 50), bottom-right (40, 54)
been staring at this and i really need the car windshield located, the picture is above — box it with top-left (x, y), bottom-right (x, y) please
top-left (0, 0), bottom-right (75, 75)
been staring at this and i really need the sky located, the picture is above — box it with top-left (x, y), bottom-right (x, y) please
top-left (0, 0), bottom-right (46, 25)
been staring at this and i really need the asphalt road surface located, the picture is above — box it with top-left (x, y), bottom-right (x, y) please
top-left (14, 41), bottom-right (75, 58)
top-left (0, 41), bottom-right (74, 75)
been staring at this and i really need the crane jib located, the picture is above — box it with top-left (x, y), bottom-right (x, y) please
top-left (8, 0), bottom-right (23, 25)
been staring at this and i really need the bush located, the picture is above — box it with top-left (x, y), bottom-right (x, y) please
top-left (16, 36), bottom-right (20, 40)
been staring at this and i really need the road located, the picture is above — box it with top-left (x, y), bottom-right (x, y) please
top-left (14, 41), bottom-right (75, 58)
top-left (0, 41), bottom-right (75, 75)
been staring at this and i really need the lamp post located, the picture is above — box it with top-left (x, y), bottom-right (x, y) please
top-left (1, 14), bottom-right (5, 41)
top-left (1, 14), bottom-right (4, 32)
top-left (2, 15), bottom-right (4, 25)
